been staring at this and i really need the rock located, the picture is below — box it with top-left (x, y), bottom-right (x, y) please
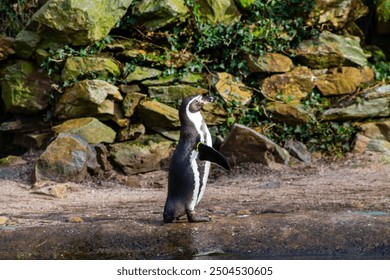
top-left (358, 120), bottom-right (390, 141)
top-left (307, 0), bottom-right (368, 30)
top-left (115, 38), bottom-right (192, 68)
top-left (53, 117), bottom-right (116, 144)
top-left (122, 92), bottom-right (146, 117)
top-left (13, 30), bottom-right (41, 59)
top-left (211, 72), bottom-right (253, 106)
top-left (353, 133), bottom-right (390, 155)
top-left (68, 216), bottom-right (84, 223)
top-left (0, 115), bottom-right (50, 133)
top-left (124, 66), bottom-right (162, 83)
top-left (119, 84), bottom-right (141, 95)
top-left (142, 72), bottom-right (205, 86)
top-left (0, 36), bottom-right (15, 61)
top-left (13, 132), bottom-right (52, 149)
top-left (97, 102), bottom-right (129, 128)
top-left (322, 98), bottom-right (390, 121)
top-left (315, 66), bottom-right (375, 96)
top-left (296, 31), bottom-right (369, 68)
top-left (285, 139), bottom-right (311, 164)
top-left (261, 66), bottom-right (315, 103)
top-left (153, 129), bottom-right (181, 142)
top-left (0, 156), bottom-right (26, 167)
top-left (62, 57), bottom-right (121, 81)
top-left (220, 124), bottom-right (290, 167)
top-left (201, 102), bottom-right (228, 126)
top-left (55, 80), bottom-right (121, 119)
top-left (0, 216), bottom-right (9, 225)
top-left (246, 53), bottom-right (293, 73)
top-left (1, 61), bottom-right (51, 114)
top-left (353, 120), bottom-right (390, 155)
top-left (131, 0), bottom-right (188, 30)
top-left (118, 124), bottom-right (146, 142)
top-left (19, 0), bottom-right (133, 47)
top-left (148, 85), bottom-right (208, 104)
top-left (307, 0), bottom-right (368, 31)
top-left (34, 133), bottom-right (99, 183)
top-left (109, 134), bottom-right (173, 174)
top-left (93, 143), bottom-right (113, 172)
top-left (137, 100), bottom-right (180, 129)
top-left (321, 85), bottom-right (390, 121)
top-left (197, 0), bottom-right (241, 25)
top-left (266, 102), bottom-right (313, 124)
top-left (31, 182), bottom-right (81, 198)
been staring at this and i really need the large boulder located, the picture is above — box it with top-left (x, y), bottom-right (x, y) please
top-left (1, 61), bottom-right (51, 114)
top-left (296, 31), bottom-right (369, 68)
top-left (131, 0), bottom-right (188, 30)
top-left (34, 133), bottom-right (99, 184)
top-left (55, 79), bottom-right (121, 119)
top-left (52, 117), bottom-right (116, 144)
top-left (109, 134), bottom-right (173, 174)
top-left (14, 0), bottom-right (133, 57)
top-left (220, 124), bottom-right (290, 167)
top-left (261, 66), bottom-right (315, 103)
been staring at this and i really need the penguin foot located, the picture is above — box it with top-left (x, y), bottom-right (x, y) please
top-left (186, 210), bottom-right (211, 223)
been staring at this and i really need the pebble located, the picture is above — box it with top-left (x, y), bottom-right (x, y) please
top-left (0, 216), bottom-right (9, 225)
top-left (237, 209), bottom-right (252, 216)
top-left (68, 216), bottom-right (84, 223)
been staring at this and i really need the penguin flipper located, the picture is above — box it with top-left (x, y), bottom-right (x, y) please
top-left (197, 143), bottom-right (230, 170)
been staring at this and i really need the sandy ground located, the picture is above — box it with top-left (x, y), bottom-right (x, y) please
top-left (0, 152), bottom-right (390, 259)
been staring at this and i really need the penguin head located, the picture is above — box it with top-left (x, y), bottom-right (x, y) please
top-left (180, 94), bottom-right (215, 116)
top-left (183, 95), bottom-right (215, 112)
top-left (179, 95), bottom-right (215, 130)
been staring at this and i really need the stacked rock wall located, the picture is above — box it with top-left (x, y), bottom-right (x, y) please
top-left (1, 0), bottom-right (390, 184)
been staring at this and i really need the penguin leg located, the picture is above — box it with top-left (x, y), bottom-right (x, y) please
top-left (186, 209), bottom-right (211, 223)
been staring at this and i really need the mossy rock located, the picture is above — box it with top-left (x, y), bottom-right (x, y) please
top-left (1, 61), bottom-right (51, 114)
top-left (61, 57), bottom-right (121, 81)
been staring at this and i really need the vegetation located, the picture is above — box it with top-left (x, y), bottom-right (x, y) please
top-left (0, 0), bottom-right (41, 37)
top-left (377, 0), bottom-right (390, 22)
top-left (2, 0), bottom-right (389, 157)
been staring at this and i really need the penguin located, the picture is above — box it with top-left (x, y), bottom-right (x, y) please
top-left (163, 95), bottom-right (230, 223)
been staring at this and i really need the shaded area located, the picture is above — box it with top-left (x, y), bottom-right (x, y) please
top-left (1, 211), bottom-right (390, 260)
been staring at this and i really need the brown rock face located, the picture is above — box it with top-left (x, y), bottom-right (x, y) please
top-left (220, 124), bottom-right (290, 167)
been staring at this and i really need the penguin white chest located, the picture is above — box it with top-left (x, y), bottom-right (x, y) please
top-left (186, 110), bottom-right (212, 210)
